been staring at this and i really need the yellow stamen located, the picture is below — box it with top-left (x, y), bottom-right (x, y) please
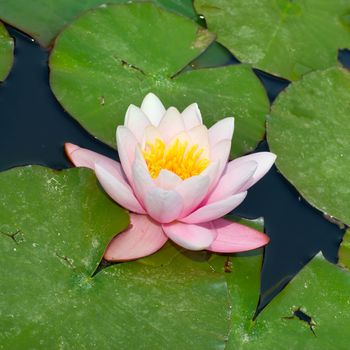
top-left (143, 137), bottom-right (210, 180)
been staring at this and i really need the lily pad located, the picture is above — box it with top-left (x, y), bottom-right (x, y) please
top-left (236, 253), bottom-right (350, 349)
top-left (267, 66), bottom-right (350, 226)
top-left (339, 229), bottom-right (350, 270)
top-left (0, 166), bottom-right (231, 348)
top-left (0, 0), bottom-right (195, 48)
top-left (195, 0), bottom-right (350, 80)
top-left (50, 2), bottom-right (269, 157)
top-left (0, 22), bottom-right (13, 81)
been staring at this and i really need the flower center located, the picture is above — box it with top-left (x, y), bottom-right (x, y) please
top-left (142, 138), bottom-right (210, 180)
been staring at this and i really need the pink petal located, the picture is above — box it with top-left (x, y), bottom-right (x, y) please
top-left (124, 105), bottom-right (150, 143)
top-left (142, 125), bottom-right (164, 149)
top-left (140, 93), bottom-right (166, 126)
top-left (180, 192), bottom-right (247, 224)
top-left (206, 160), bottom-right (257, 203)
top-left (208, 117), bottom-right (234, 147)
top-left (131, 150), bottom-right (183, 223)
top-left (181, 103), bottom-right (203, 130)
top-left (155, 169), bottom-right (182, 190)
top-left (131, 148), bottom-right (154, 205)
top-left (116, 126), bottom-right (138, 184)
top-left (65, 143), bottom-right (121, 173)
top-left (104, 213), bottom-right (168, 261)
top-left (95, 161), bottom-right (145, 214)
top-left (144, 187), bottom-right (184, 224)
top-left (207, 218), bottom-right (269, 253)
top-left (201, 160), bottom-right (220, 189)
top-left (157, 107), bottom-right (185, 142)
top-left (229, 152), bottom-right (276, 191)
top-left (162, 221), bottom-right (216, 250)
top-left (175, 162), bottom-right (218, 217)
top-left (209, 139), bottom-right (232, 190)
top-left (187, 125), bottom-right (210, 158)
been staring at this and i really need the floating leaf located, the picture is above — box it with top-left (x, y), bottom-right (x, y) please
top-left (267, 67), bottom-right (350, 226)
top-left (0, 21), bottom-right (13, 81)
top-left (234, 253), bottom-right (350, 349)
top-left (339, 229), bottom-right (350, 270)
top-left (0, 166), bottom-right (231, 348)
top-left (0, 0), bottom-right (195, 48)
top-left (195, 0), bottom-right (350, 80)
top-left (50, 3), bottom-right (269, 157)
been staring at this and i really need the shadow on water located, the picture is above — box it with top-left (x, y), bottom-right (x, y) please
top-left (0, 26), bottom-right (345, 311)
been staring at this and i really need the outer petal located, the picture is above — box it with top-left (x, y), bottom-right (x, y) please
top-left (140, 93), bottom-right (166, 126)
top-left (180, 192), bottom-right (247, 224)
top-left (124, 105), bottom-right (150, 142)
top-left (104, 213), bottom-right (168, 261)
top-left (229, 152), bottom-right (276, 191)
top-left (208, 117), bottom-right (234, 146)
top-left (95, 161), bottom-right (145, 214)
top-left (157, 107), bottom-right (185, 142)
top-left (181, 103), bottom-right (203, 130)
top-left (206, 160), bottom-right (257, 203)
top-left (65, 143), bottom-right (121, 173)
top-left (116, 126), bottom-right (138, 184)
top-left (207, 218), bottom-right (269, 253)
top-left (162, 221), bottom-right (216, 251)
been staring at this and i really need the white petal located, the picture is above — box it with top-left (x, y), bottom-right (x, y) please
top-left (229, 152), bottom-right (276, 191)
top-left (158, 107), bottom-right (185, 142)
top-left (131, 148), bottom-right (154, 203)
top-left (206, 160), bottom-right (257, 203)
top-left (176, 175), bottom-right (210, 218)
top-left (180, 192), bottom-right (247, 224)
top-left (142, 125), bottom-right (164, 149)
top-left (116, 126), bottom-right (138, 185)
top-left (176, 162), bottom-right (218, 217)
top-left (155, 169), bottom-right (182, 190)
top-left (209, 117), bottom-right (235, 146)
top-left (124, 104), bottom-right (150, 142)
top-left (140, 93), bottom-right (166, 126)
top-left (187, 125), bottom-right (210, 158)
top-left (209, 139), bottom-right (232, 190)
top-left (95, 161), bottom-right (145, 214)
top-left (181, 103), bottom-right (203, 130)
top-left (144, 187), bottom-right (184, 224)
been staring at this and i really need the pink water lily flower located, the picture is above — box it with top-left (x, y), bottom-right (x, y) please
top-left (65, 93), bottom-right (276, 261)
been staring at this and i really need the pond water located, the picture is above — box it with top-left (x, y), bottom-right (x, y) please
top-left (0, 25), bottom-right (346, 312)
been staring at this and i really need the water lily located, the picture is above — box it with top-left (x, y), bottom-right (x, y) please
top-left (65, 93), bottom-right (276, 261)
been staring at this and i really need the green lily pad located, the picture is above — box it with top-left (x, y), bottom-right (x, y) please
top-left (195, 0), bottom-right (350, 80)
top-left (0, 0), bottom-right (195, 48)
top-left (0, 22), bottom-right (13, 81)
top-left (50, 3), bottom-right (269, 157)
top-left (339, 229), bottom-right (350, 270)
top-left (0, 166), bottom-right (232, 348)
top-left (234, 253), bottom-right (350, 349)
top-left (267, 67), bottom-right (350, 226)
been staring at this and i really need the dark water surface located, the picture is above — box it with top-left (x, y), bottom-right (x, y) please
top-left (0, 26), bottom-right (345, 311)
